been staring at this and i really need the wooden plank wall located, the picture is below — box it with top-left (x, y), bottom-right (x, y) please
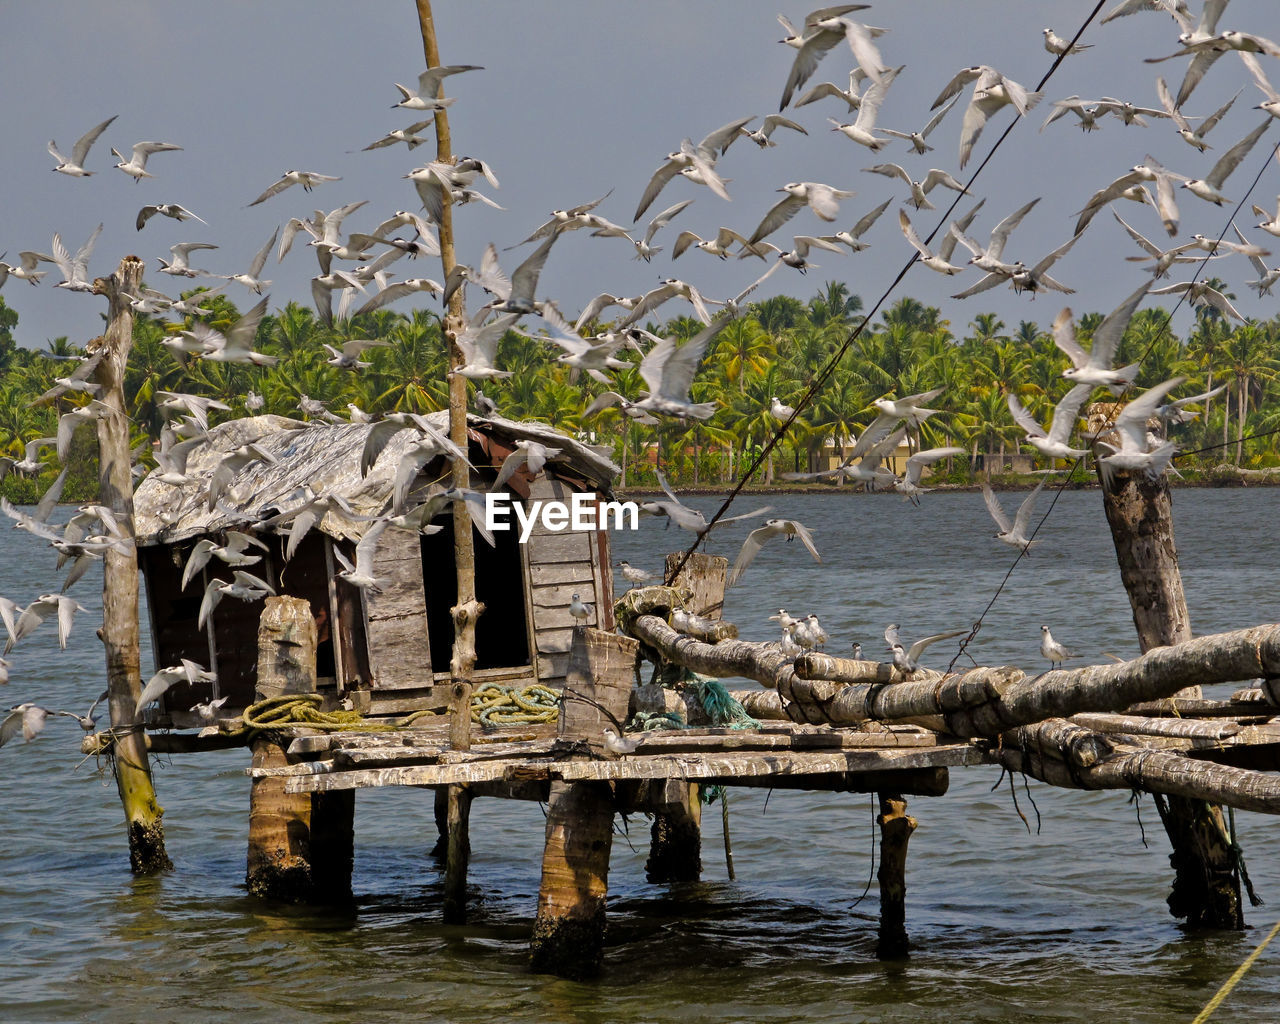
top-left (524, 479), bottom-right (600, 687)
top-left (365, 526), bottom-right (433, 705)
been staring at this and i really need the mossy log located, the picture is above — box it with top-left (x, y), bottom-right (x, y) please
top-left (628, 613), bottom-right (799, 689)
top-left (530, 628), bottom-right (636, 978)
top-left (247, 597), bottom-right (353, 903)
top-left (645, 780), bottom-right (702, 884)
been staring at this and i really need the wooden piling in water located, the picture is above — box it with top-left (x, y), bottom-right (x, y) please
top-left (644, 780), bottom-right (702, 884)
top-left (530, 628), bottom-right (637, 978)
top-left (875, 792), bottom-right (915, 960)
top-left (246, 596), bottom-right (354, 903)
top-left (1099, 468), bottom-right (1243, 929)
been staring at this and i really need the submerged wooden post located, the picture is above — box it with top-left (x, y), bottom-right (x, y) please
top-left (531, 628), bottom-right (637, 978)
top-left (1099, 468), bottom-right (1243, 928)
top-left (92, 256), bottom-right (172, 874)
top-left (247, 597), bottom-right (354, 903)
top-left (415, 0), bottom-right (481, 926)
top-left (644, 780), bottom-right (703, 884)
top-left (875, 792), bottom-right (916, 959)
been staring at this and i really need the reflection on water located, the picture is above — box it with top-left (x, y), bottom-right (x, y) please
top-left (3, 488), bottom-right (1280, 1022)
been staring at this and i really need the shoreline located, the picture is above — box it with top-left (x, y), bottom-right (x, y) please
top-left (617, 471), bottom-right (1280, 498)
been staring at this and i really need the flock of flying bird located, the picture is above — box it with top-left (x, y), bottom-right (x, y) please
top-left (5, 0), bottom-right (1280, 745)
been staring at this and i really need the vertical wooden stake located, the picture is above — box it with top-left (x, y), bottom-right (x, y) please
top-left (247, 596), bottom-right (354, 903)
top-left (441, 785), bottom-right (472, 923)
top-left (414, 0), bottom-right (481, 925)
top-left (721, 790), bottom-right (736, 881)
top-left (92, 257), bottom-right (172, 874)
top-left (530, 780), bottom-right (615, 979)
top-left (664, 552), bottom-right (729, 620)
top-left (531, 629), bottom-right (637, 977)
top-left (875, 792), bottom-right (915, 960)
top-left (644, 781), bottom-right (702, 884)
top-left (1098, 469), bottom-right (1243, 929)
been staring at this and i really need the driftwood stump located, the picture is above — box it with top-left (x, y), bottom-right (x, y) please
top-left (530, 628), bottom-right (637, 977)
top-left (246, 597), bottom-right (354, 903)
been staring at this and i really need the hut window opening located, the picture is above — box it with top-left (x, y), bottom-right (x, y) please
top-left (420, 513), bottom-right (531, 672)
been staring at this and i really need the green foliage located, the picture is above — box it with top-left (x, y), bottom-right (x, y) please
top-left (3, 279), bottom-right (1280, 499)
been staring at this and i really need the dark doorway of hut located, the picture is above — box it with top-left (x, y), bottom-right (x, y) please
top-left (420, 513), bottom-right (531, 673)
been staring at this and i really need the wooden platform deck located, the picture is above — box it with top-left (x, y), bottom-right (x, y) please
top-left (249, 722), bottom-right (987, 794)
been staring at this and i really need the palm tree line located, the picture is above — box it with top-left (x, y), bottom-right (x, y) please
top-left (0, 276), bottom-right (1275, 501)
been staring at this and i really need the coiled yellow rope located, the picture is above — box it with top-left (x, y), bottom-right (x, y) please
top-left (230, 686), bottom-right (560, 736)
top-left (471, 684), bottom-right (560, 726)
top-left (239, 694), bottom-right (439, 733)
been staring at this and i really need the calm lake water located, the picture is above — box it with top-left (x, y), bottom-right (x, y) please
top-left (4, 487), bottom-right (1280, 1023)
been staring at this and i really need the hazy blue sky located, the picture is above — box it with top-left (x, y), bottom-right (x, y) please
top-left (2, 1), bottom-right (1277, 348)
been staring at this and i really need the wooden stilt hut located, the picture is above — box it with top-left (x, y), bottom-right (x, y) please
top-left (130, 412), bottom-right (620, 723)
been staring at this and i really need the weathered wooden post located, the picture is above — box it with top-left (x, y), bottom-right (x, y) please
top-left (641, 551), bottom-right (725, 881)
top-left (247, 596), bottom-right (354, 902)
top-left (530, 627), bottom-right (637, 978)
top-left (644, 781), bottom-right (702, 884)
top-left (414, 0), bottom-right (480, 925)
top-left (875, 792), bottom-right (916, 959)
top-left (664, 551), bottom-right (729, 621)
top-left (1098, 466), bottom-right (1242, 927)
top-left (92, 256), bottom-right (171, 874)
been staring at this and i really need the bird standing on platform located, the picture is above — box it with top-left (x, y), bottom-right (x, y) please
top-left (617, 561), bottom-right (656, 586)
top-left (569, 592), bottom-right (592, 625)
top-left (602, 726), bottom-right (640, 758)
top-left (1040, 624), bottom-right (1080, 668)
top-left (888, 626), bottom-right (966, 674)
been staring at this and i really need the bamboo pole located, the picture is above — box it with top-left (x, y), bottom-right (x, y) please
top-left (414, 0), bottom-right (479, 925)
top-left (1098, 467), bottom-right (1242, 929)
top-left (92, 257), bottom-right (171, 874)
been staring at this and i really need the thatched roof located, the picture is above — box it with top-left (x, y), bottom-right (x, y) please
top-left (133, 412), bottom-right (619, 547)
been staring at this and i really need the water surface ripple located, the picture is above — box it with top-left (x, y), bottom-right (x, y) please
top-left (3, 488), bottom-right (1279, 1022)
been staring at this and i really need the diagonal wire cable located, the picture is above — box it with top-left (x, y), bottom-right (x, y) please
top-left (665, 3), bottom-right (1108, 586)
top-left (946, 134), bottom-right (1280, 671)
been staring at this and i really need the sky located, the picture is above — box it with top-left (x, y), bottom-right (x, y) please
top-left (2, 1), bottom-right (1278, 351)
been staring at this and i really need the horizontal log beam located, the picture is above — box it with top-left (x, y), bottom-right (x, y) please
top-left (1000, 718), bottom-right (1280, 815)
top-left (628, 613), bottom-right (795, 689)
top-left (638, 622), bottom-right (1280, 738)
top-left (1070, 712), bottom-right (1240, 743)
